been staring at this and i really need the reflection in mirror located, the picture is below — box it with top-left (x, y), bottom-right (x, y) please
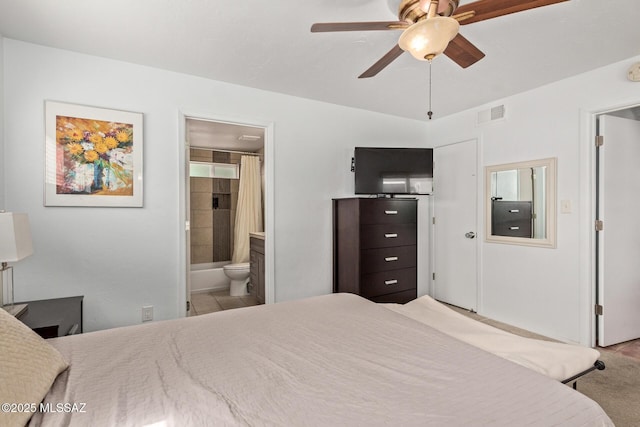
top-left (485, 158), bottom-right (556, 248)
top-left (490, 166), bottom-right (546, 238)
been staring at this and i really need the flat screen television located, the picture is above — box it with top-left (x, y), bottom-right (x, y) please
top-left (354, 147), bottom-right (433, 195)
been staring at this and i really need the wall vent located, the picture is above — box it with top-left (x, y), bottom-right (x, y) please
top-left (477, 105), bottom-right (506, 125)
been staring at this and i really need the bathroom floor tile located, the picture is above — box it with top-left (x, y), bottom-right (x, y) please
top-left (241, 295), bottom-right (259, 306)
top-left (216, 296), bottom-right (248, 310)
top-left (191, 291), bottom-right (223, 314)
top-left (210, 290), bottom-right (230, 297)
top-left (190, 289), bottom-right (262, 315)
top-left (199, 300), bottom-right (224, 313)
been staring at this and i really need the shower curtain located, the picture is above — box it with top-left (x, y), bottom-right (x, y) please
top-left (231, 155), bottom-right (263, 264)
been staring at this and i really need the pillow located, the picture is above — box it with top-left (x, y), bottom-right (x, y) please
top-left (0, 307), bottom-right (69, 426)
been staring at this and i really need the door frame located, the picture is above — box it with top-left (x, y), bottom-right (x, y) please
top-left (178, 111), bottom-right (275, 316)
top-left (580, 101), bottom-right (640, 347)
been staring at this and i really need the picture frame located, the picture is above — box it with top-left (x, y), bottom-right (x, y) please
top-left (44, 101), bottom-right (143, 207)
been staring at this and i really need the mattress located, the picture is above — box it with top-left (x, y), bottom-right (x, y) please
top-left (384, 295), bottom-right (601, 381)
top-left (31, 293), bottom-right (612, 426)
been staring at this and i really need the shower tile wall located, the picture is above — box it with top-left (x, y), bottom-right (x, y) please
top-left (190, 149), bottom-right (240, 264)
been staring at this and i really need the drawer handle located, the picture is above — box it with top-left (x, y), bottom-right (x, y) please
top-left (385, 279), bottom-right (398, 285)
top-left (385, 256), bottom-right (398, 262)
top-left (384, 233), bottom-right (398, 238)
top-left (509, 209), bottom-right (520, 213)
top-left (509, 226), bottom-right (520, 230)
top-left (384, 210), bottom-right (398, 215)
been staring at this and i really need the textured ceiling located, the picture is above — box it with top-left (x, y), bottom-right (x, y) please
top-left (0, 0), bottom-right (639, 121)
top-left (187, 119), bottom-right (264, 152)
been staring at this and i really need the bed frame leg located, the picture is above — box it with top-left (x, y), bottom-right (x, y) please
top-left (561, 360), bottom-right (606, 389)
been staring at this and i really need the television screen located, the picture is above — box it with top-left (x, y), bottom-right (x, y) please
top-left (354, 147), bottom-right (433, 195)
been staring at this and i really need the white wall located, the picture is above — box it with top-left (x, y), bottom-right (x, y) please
top-left (2, 39), bottom-right (430, 331)
top-left (8, 38), bottom-right (634, 344)
top-left (426, 54), bottom-right (640, 345)
top-left (0, 35), bottom-right (5, 304)
top-left (0, 34), bottom-right (4, 210)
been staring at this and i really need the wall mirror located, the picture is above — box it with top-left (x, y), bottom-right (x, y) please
top-left (485, 157), bottom-right (556, 248)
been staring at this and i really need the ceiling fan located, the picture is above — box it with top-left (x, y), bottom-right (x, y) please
top-left (311, 0), bottom-right (569, 78)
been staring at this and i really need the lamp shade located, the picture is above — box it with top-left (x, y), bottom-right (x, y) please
top-left (0, 212), bottom-right (34, 262)
top-left (398, 17), bottom-right (460, 61)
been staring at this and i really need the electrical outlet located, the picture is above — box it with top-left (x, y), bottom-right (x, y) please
top-left (142, 305), bottom-right (153, 322)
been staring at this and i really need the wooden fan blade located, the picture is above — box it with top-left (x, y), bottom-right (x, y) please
top-left (358, 45), bottom-right (405, 79)
top-left (444, 34), bottom-right (486, 68)
top-left (311, 21), bottom-right (409, 32)
top-left (455, 0), bottom-right (569, 25)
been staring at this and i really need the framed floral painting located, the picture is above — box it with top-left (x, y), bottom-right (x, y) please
top-left (44, 101), bottom-right (143, 207)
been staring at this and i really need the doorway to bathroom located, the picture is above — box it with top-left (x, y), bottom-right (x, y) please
top-left (183, 116), bottom-right (272, 316)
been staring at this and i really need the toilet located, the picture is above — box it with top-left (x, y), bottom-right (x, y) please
top-left (223, 263), bottom-right (251, 296)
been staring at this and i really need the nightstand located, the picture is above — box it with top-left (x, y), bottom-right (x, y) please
top-left (2, 303), bottom-right (28, 318)
top-left (15, 296), bottom-right (83, 339)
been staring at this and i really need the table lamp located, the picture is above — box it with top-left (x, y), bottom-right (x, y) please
top-left (0, 212), bottom-right (34, 308)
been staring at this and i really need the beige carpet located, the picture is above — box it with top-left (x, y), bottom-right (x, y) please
top-left (577, 350), bottom-right (640, 427)
top-left (449, 306), bottom-right (640, 427)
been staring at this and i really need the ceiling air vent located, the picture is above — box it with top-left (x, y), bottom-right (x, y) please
top-left (477, 105), bottom-right (506, 125)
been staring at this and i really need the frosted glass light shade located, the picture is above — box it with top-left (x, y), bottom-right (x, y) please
top-left (398, 17), bottom-right (459, 61)
top-left (0, 212), bottom-right (34, 262)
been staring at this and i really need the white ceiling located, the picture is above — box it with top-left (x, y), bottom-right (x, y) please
top-left (0, 0), bottom-right (639, 121)
top-left (187, 119), bottom-right (264, 152)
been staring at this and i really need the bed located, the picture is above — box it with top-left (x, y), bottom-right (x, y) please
top-left (1, 293), bottom-right (612, 426)
top-left (383, 295), bottom-right (604, 385)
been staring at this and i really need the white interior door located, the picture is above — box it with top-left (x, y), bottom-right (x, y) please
top-left (434, 140), bottom-right (478, 310)
top-left (597, 115), bottom-right (640, 346)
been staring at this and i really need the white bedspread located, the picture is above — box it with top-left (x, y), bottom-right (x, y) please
top-left (384, 295), bottom-right (601, 381)
top-left (31, 293), bottom-right (612, 426)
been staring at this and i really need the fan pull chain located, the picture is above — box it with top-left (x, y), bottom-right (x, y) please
top-left (427, 59), bottom-right (433, 120)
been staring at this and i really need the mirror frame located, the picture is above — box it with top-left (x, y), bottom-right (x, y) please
top-left (485, 157), bottom-right (557, 248)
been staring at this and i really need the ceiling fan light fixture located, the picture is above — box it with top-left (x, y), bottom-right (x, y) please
top-left (417, 0), bottom-right (432, 13)
top-left (398, 16), bottom-right (459, 61)
top-left (417, 0), bottom-right (458, 15)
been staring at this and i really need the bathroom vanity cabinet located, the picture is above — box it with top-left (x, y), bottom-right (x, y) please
top-left (250, 235), bottom-right (265, 304)
top-left (333, 198), bottom-right (417, 304)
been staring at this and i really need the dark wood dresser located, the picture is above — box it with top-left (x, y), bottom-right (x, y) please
top-left (333, 198), bottom-right (417, 303)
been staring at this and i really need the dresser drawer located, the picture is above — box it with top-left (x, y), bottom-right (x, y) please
top-left (360, 267), bottom-right (416, 298)
top-left (360, 223), bottom-right (417, 249)
top-left (359, 199), bottom-right (417, 225)
top-left (361, 245), bottom-right (417, 274)
top-left (491, 200), bottom-right (532, 238)
top-left (333, 197), bottom-right (417, 301)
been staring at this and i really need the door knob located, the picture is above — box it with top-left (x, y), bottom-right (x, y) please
top-left (465, 231), bottom-right (476, 239)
